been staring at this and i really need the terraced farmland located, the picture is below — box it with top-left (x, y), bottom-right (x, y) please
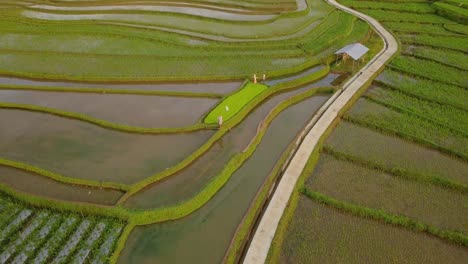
top-left (0, 0), bottom-right (390, 263)
top-left (269, 0), bottom-right (468, 263)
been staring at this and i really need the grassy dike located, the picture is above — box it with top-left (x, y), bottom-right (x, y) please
top-left (0, 158), bottom-right (129, 192)
top-left (301, 189), bottom-right (468, 246)
top-left (322, 145), bottom-right (468, 194)
top-left (0, 103), bottom-right (216, 134)
top-left (0, 64), bottom-right (329, 203)
top-left (116, 65), bottom-right (331, 203)
top-left (0, 86), bottom-right (334, 263)
top-left (0, 84), bottom-right (224, 98)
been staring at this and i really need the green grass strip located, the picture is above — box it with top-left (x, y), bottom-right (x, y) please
top-left (118, 65), bottom-right (330, 203)
top-left (108, 223), bottom-right (135, 264)
top-left (0, 158), bottom-right (129, 191)
top-left (128, 87), bottom-right (334, 225)
top-left (434, 2), bottom-right (468, 24)
top-left (322, 145), bottom-right (468, 194)
top-left (301, 188), bottom-right (468, 247)
top-left (363, 94), bottom-right (468, 137)
top-left (0, 103), bottom-right (215, 134)
top-left (0, 84), bottom-right (224, 98)
top-left (344, 115), bottom-right (468, 161)
top-left (204, 82), bottom-right (268, 124)
top-left (0, 184), bottom-right (131, 221)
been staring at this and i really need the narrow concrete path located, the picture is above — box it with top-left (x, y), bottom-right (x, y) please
top-left (243, 0), bottom-right (398, 263)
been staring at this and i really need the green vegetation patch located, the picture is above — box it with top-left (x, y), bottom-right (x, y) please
top-left (0, 193), bottom-right (126, 264)
top-left (434, 1), bottom-right (468, 23)
top-left (325, 121), bottom-right (468, 186)
top-left (340, 0), bottom-right (436, 13)
top-left (384, 22), bottom-right (458, 35)
top-left (271, 194), bottom-right (468, 264)
top-left (376, 70), bottom-right (468, 110)
top-left (204, 82), bottom-right (268, 124)
top-left (407, 46), bottom-right (468, 70)
top-left (345, 99), bottom-right (468, 159)
top-left (360, 10), bottom-right (452, 23)
top-left (389, 56), bottom-right (468, 87)
top-left (305, 154), bottom-right (468, 233)
top-left (399, 34), bottom-right (468, 52)
top-left (444, 23), bottom-right (468, 34)
top-left (366, 86), bottom-right (468, 134)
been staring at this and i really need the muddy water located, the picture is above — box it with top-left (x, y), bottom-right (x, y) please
top-left (123, 73), bottom-right (340, 209)
top-left (0, 76), bottom-right (242, 94)
top-left (0, 166), bottom-right (123, 205)
top-left (0, 110), bottom-right (214, 184)
top-left (118, 94), bottom-right (330, 264)
top-left (121, 92), bottom-right (313, 208)
top-left (0, 90), bottom-right (218, 127)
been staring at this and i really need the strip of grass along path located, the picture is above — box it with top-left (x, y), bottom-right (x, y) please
top-left (301, 189), bottom-right (468, 246)
top-left (204, 82), bottom-right (268, 124)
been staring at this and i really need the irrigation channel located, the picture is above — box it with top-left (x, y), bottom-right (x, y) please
top-left (0, 66), bottom-right (342, 262)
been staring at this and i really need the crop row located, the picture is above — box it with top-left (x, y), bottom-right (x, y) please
top-left (365, 86), bottom-right (468, 134)
top-left (345, 99), bottom-right (468, 159)
top-left (444, 23), bottom-right (468, 34)
top-left (0, 7), bottom-right (369, 81)
top-left (0, 103), bottom-right (213, 134)
top-left (323, 145), bottom-right (468, 193)
top-left (360, 10), bottom-right (453, 23)
top-left (301, 189), bottom-right (468, 246)
top-left (399, 34), bottom-right (468, 52)
top-left (375, 71), bottom-right (468, 111)
top-left (389, 56), bottom-right (468, 87)
top-left (0, 196), bottom-right (124, 264)
top-left (384, 21), bottom-right (458, 35)
top-left (339, 0), bottom-right (436, 14)
top-left (433, 2), bottom-right (468, 24)
top-left (406, 46), bottom-right (468, 70)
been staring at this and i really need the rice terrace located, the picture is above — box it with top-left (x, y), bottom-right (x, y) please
top-left (0, 0), bottom-right (466, 263)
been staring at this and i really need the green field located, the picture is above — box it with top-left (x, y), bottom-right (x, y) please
top-left (269, 0), bottom-right (468, 263)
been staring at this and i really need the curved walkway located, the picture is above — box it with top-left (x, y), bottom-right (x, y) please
top-left (243, 0), bottom-right (398, 263)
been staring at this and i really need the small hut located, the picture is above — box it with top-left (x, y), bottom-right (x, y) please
top-left (335, 43), bottom-right (369, 70)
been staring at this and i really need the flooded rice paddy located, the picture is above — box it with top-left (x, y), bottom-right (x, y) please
top-left (0, 166), bottom-right (123, 205)
top-left (0, 109), bottom-right (214, 184)
top-left (0, 90), bottom-right (218, 127)
top-left (118, 94), bottom-right (330, 264)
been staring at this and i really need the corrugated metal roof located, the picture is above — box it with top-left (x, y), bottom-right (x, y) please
top-left (335, 43), bottom-right (369, 60)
